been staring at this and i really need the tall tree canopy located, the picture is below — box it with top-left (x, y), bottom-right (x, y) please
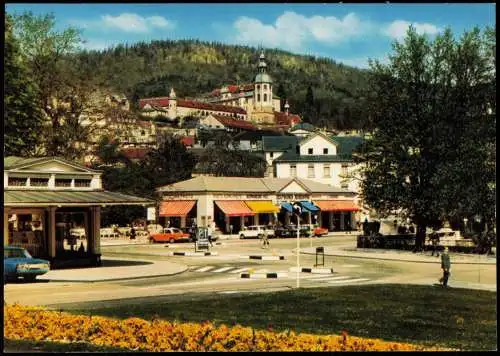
top-left (356, 26), bottom-right (496, 250)
top-left (4, 13), bottom-right (43, 156)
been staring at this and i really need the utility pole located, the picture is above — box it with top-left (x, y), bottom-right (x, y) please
top-left (293, 202), bottom-right (302, 288)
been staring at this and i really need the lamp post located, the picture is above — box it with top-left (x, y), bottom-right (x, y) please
top-left (292, 202), bottom-right (302, 288)
top-left (463, 217), bottom-right (468, 234)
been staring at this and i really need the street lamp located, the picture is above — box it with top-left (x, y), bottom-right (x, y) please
top-left (292, 202), bottom-right (302, 288)
top-left (463, 217), bottom-right (468, 233)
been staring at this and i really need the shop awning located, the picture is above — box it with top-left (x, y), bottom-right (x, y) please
top-left (215, 201), bottom-right (254, 216)
top-left (313, 200), bottom-right (360, 212)
top-left (160, 200), bottom-right (196, 216)
top-left (299, 200), bottom-right (320, 213)
top-left (245, 200), bottom-right (280, 214)
top-left (280, 202), bottom-right (293, 213)
top-left (4, 190), bottom-right (154, 207)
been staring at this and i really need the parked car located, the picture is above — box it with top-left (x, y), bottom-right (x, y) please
top-left (239, 225), bottom-right (275, 239)
top-left (303, 224), bottom-right (329, 237)
top-left (4, 246), bottom-right (50, 283)
top-left (275, 225), bottom-right (310, 238)
top-left (150, 227), bottom-right (191, 243)
top-left (181, 227), bottom-right (197, 241)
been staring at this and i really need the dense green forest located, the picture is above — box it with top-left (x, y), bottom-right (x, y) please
top-left (76, 39), bottom-right (370, 130)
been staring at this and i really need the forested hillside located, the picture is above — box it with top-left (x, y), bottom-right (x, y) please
top-left (77, 39), bottom-right (370, 130)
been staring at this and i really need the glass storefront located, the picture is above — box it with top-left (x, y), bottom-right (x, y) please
top-left (8, 211), bottom-right (46, 257)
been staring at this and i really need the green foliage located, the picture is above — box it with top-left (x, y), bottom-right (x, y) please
top-left (196, 146), bottom-right (267, 177)
top-left (4, 14), bottom-right (43, 156)
top-left (356, 26), bottom-right (496, 249)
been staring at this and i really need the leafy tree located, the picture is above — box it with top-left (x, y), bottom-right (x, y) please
top-left (196, 146), bottom-right (267, 177)
top-left (356, 26), bottom-right (495, 250)
top-left (11, 11), bottom-right (105, 160)
top-left (4, 13), bottom-right (43, 156)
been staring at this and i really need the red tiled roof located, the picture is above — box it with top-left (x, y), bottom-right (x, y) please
top-left (212, 114), bottom-right (258, 131)
top-left (120, 147), bottom-right (151, 160)
top-left (177, 99), bottom-right (247, 114)
top-left (274, 111), bottom-right (302, 127)
top-left (210, 83), bottom-right (253, 97)
top-left (139, 96), bottom-right (247, 115)
top-left (139, 97), bottom-right (169, 109)
top-left (181, 136), bottom-right (195, 146)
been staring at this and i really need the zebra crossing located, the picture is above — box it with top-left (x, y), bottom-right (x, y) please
top-left (297, 274), bottom-right (371, 285)
top-left (189, 265), bottom-right (372, 285)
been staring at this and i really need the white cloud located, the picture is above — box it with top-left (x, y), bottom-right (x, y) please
top-left (233, 11), bottom-right (370, 51)
top-left (383, 20), bottom-right (441, 41)
top-left (101, 13), bottom-right (175, 33)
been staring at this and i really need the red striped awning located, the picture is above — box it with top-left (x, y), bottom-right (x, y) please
top-left (215, 201), bottom-right (255, 216)
top-left (313, 200), bottom-right (360, 212)
top-left (159, 200), bottom-right (196, 216)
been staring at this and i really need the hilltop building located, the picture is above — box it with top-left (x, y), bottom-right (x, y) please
top-left (139, 52), bottom-right (301, 129)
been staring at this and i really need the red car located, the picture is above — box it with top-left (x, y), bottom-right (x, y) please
top-left (150, 227), bottom-right (191, 243)
top-left (304, 224), bottom-right (329, 237)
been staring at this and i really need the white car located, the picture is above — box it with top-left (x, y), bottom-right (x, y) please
top-left (239, 225), bottom-right (275, 239)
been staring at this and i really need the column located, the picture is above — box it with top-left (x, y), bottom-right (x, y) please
top-left (285, 211), bottom-right (291, 226)
top-left (329, 212), bottom-right (334, 231)
top-left (307, 212), bottom-right (312, 225)
top-left (4, 208), bottom-right (10, 246)
top-left (83, 209), bottom-right (89, 254)
top-left (240, 216), bottom-right (245, 230)
top-left (94, 206), bottom-right (101, 255)
top-left (317, 211), bottom-right (322, 227)
top-left (340, 212), bottom-right (345, 231)
top-left (181, 216), bottom-right (186, 228)
top-left (48, 207), bottom-right (56, 258)
top-left (225, 216), bottom-right (230, 234)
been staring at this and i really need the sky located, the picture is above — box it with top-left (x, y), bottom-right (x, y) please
top-left (5, 3), bottom-right (496, 68)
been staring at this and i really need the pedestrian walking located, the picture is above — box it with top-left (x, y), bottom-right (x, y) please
top-left (130, 226), bottom-right (136, 240)
top-left (261, 227), bottom-right (270, 249)
top-left (440, 247), bottom-right (451, 287)
top-left (430, 232), bottom-right (440, 257)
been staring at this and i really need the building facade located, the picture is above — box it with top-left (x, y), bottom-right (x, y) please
top-left (156, 176), bottom-right (359, 234)
top-left (4, 156), bottom-right (152, 268)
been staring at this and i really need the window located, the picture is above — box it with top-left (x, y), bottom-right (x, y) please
top-left (264, 84), bottom-right (267, 90)
top-left (74, 179), bottom-right (91, 188)
top-left (30, 178), bottom-right (49, 187)
top-left (8, 177), bottom-right (27, 187)
top-left (308, 164), bottom-right (315, 178)
top-left (269, 152), bottom-right (274, 158)
top-left (323, 148), bottom-right (328, 154)
top-left (264, 93), bottom-right (267, 102)
top-left (141, 130), bottom-right (146, 136)
top-left (308, 148), bottom-right (313, 155)
top-left (257, 85), bottom-right (260, 90)
top-left (341, 164), bottom-right (348, 176)
top-left (341, 183), bottom-right (349, 189)
top-left (55, 179), bottom-right (72, 187)
top-left (290, 164), bottom-right (297, 177)
top-left (323, 164), bottom-right (331, 178)
top-left (257, 94), bottom-right (261, 101)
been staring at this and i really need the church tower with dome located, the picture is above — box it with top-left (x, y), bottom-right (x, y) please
top-left (251, 52), bottom-right (276, 125)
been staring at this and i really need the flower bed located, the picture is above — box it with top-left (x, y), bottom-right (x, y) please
top-left (4, 305), bottom-right (451, 351)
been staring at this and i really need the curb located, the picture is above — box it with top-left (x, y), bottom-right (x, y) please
top-left (240, 272), bottom-right (288, 279)
top-left (38, 266), bottom-right (189, 283)
top-left (289, 267), bottom-right (334, 274)
top-left (239, 255), bottom-right (286, 261)
top-left (171, 251), bottom-right (218, 256)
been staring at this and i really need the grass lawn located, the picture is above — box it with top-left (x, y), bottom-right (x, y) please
top-left (53, 284), bottom-right (496, 351)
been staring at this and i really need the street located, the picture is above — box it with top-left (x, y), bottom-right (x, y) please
top-left (4, 235), bottom-right (496, 309)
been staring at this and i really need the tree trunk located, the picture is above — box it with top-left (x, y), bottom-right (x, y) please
top-left (415, 224), bottom-right (427, 252)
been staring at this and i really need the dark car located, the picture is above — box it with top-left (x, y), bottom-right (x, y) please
top-left (275, 225), bottom-right (310, 238)
top-left (181, 227), bottom-right (197, 241)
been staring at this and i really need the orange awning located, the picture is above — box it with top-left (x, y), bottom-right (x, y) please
top-left (313, 200), bottom-right (360, 212)
top-left (160, 200), bottom-right (196, 216)
top-left (215, 201), bottom-right (255, 216)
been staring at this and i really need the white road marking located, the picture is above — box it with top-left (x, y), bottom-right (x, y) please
top-left (341, 265), bottom-right (360, 268)
top-left (255, 269), bottom-right (268, 273)
top-left (327, 278), bottom-right (370, 284)
top-left (195, 266), bottom-right (214, 272)
top-left (212, 267), bottom-right (234, 273)
top-left (229, 267), bottom-right (249, 274)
